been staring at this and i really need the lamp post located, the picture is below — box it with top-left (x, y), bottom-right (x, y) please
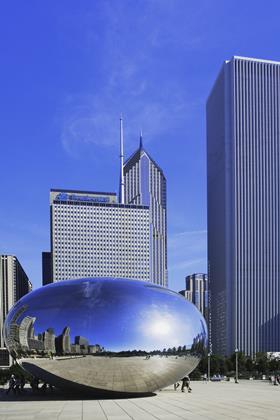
top-left (208, 352), bottom-right (211, 382)
top-left (235, 348), bottom-right (239, 383)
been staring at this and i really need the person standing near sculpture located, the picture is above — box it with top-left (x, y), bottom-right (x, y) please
top-left (181, 376), bottom-right (192, 393)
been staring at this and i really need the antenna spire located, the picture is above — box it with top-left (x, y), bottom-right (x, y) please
top-left (139, 129), bottom-right (143, 149)
top-left (119, 115), bottom-right (125, 204)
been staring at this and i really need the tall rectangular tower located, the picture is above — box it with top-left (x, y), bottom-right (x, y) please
top-left (207, 56), bottom-right (280, 355)
top-left (179, 273), bottom-right (208, 321)
top-left (123, 138), bottom-right (167, 287)
top-left (0, 255), bottom-right (31, 365)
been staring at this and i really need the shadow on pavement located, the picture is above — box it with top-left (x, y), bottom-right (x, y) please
top-left (0, 387), bottom-right (156, 401)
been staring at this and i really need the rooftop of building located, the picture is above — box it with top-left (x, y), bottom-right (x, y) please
top-left (124, 136), bottom-right (166, 179)
top-left (227, 55), bottom-right (280, 65)
top-left (50, 189), bottom-right (116, 196)
top-left (52, 200), bottom-right (149, 210)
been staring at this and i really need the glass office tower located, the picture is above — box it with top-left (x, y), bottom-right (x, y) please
top-left (207, 56), bottom-right (280, 355)
top-left (179, 273), bottom-right (208, 321)
top-left (123, 137), bottom-right (167, 287)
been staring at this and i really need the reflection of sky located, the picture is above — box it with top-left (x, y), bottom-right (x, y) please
top-left (7, 278), bottom-right (207, 352)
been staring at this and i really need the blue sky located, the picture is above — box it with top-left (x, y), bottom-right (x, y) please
top-left (1, 0), bottom-right (280, 292)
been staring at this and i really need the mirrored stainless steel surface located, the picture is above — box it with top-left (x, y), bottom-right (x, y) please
top-left (4, 278), bottom-right (207, 394)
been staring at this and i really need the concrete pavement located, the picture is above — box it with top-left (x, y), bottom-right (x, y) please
top-left (1, 380), bottom-right (280, 419)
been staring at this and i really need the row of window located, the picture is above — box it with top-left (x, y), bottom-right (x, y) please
top-left (53, 208), bottom-right (148, 215)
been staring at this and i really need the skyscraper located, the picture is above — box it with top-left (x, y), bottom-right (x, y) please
top-left (47, 120), bottom-right (167, 287)
top-left (50, 189), bottom-right (150, 282)
top-left (123, 135), bottom-right (167, 287)
top-left (179, 273), bottom-right (208, 321)
top-left (0, 255), bottom-right (31, 366)
top-left (207, 56), bottom-right (280, 355)
top-left (42, 251), bottom-right (52, 285)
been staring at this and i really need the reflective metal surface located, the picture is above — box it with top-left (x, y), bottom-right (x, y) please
top-left (4, 278), bottom-right (207, 395)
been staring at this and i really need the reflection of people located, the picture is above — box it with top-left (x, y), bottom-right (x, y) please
top-left (30, 377), bottom-right (39, 392)
top-left (14, 377), bottom-right (22, 394)
top-left (6, 375), bottom-right (16, 394)
top-left (181, 376), bottom-right (192, 393)
top-left (174, 382), bottom-right (180, 391)
top-left (20, 376), bottom-right (26, 390)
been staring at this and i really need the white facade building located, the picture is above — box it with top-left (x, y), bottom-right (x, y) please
top-left (50, 190), bottom-right (150, 282)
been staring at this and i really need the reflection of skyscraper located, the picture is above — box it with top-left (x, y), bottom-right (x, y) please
top-left (88, 344), bottom-right (102, 353)
top-left (18, 316), bottom-right (36, 350)
top-left (74, 335), bottom-right (89, 354)
top-left (123, 136), bottom-right (167, 287)
top-left (207, 56), bottom-right (280, 355)
top-left (55, 326), bottom-right (71, 354)
top-left (75, 336), bottom-right (89, 347)
top-left (0, 256), bottom-right (31, 366)
top-left (4, 305), bottom-right (28, 356)
top-left (43, 328), bottom-right (56, 353)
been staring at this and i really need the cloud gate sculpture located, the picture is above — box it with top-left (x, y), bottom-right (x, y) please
top-left (4, 277), bottom-right (207, 395)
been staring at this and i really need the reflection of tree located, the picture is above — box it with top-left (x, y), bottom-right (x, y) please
top-left (190, 320), bottom-right (207, 356)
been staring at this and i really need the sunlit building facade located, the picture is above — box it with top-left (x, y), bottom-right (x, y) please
top-left (50, 189), bottom-right (150, 282)
top-left (207, 56), bottom-right (280, 355)
top-left (123, 138), bottom-right (167, 287)
top-left (179, 273), bottom-right (208, 321)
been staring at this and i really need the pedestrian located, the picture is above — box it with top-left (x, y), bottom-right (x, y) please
top-left (203, 373), bottom-right (207, 382)
top-left (6, 374), bottom-right (16, 395)
top-left (181, 375), bottom-right (192, 393)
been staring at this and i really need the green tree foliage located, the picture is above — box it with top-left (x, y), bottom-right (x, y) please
top-left (190, 352), bottom-right (280, 380)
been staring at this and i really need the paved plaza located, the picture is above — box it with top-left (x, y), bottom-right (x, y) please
top-left (1, 380), bottom-right (280, 419)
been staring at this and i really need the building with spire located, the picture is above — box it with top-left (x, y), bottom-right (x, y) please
top-left (45, 118), bottom-right (167, 287)
top-left (123, 134), bottom-right (167, 287)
